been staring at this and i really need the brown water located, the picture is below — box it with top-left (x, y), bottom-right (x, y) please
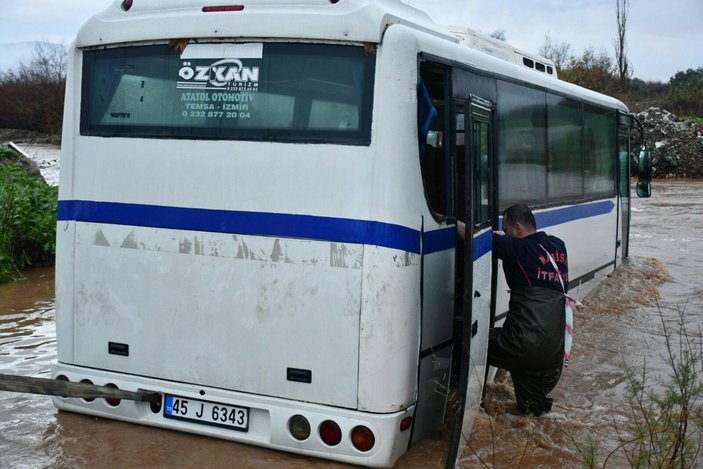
top-left (1, 180), bottom-right (701, 468)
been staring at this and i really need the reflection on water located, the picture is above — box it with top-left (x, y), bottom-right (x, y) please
top-left (1, 180), bottom-right (702, 468)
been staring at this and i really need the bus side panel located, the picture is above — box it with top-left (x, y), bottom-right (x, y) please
top-left (353, 28), bottom-right (424, 413)
top-left (358, 27), bottom-right (446, 415)
top-left (70, 223), bottom-right (363, 408)
top-left (412, 246), bottom-right (454, 440)
top-left (55, 45), bottom-right (80, 365)
top-left (55, 220), bottom-right (76, 363)
top-left (357, 246), bottom-right (421, 413)
top-left (555, 204), bottom-right (618, 294)
top-left (419, 248), bottom-right (455, 351)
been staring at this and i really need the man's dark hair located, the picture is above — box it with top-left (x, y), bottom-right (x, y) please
top-left (502, 204), bottom-right (536, 231)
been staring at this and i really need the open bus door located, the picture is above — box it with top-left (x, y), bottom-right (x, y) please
top-left (446, 96), bottom-right (495, 467)
top-left (616, 111), bottom-right (632, 262)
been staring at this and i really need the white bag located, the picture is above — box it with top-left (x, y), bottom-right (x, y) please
top-left (538, 244), bottom-right (579, 366)
top-left (564, 296), bottom-right (575, 365)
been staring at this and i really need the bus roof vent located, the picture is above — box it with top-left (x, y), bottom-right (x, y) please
top-left (440, 25), bottom-right (558, 78)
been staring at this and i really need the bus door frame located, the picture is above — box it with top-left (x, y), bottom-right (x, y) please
top-left (616, 111), bottom-right (633, 263)
top-left (446, 95), bottom-right (495, 468)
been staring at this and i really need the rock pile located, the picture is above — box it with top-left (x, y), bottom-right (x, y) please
top-left (633, 108), bottom-right (703, 178)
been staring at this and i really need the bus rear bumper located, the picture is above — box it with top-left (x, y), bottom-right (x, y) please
top-left (51, 363), bottom-right (413, 468)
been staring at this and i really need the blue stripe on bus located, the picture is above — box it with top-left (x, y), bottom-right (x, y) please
top-left (498, 200), bottom-right (615, 230)
top-left (57, 200), bottom-right (422, 254)
top-left (473, 229), bottom-right (492, 260)
top-left (423, 226), bottom-right (456, 254)
top-left (57, 199), bottom-right (614, 257)
top-left (537, 200), bottom-right (615, 229)
top-left (422, 227), bottom-right (490, 261)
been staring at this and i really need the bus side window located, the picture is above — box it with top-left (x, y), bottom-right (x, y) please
top-left (473, 120), bottom-right (490, 225)
top-left (421, 136), bottom-right (448, 214)
top-left (418, 76), bottom-right (451, 219)
top-left (455, 109), bottom-right (466, 223)
top-left (455, 144), bottom-right (465, 223)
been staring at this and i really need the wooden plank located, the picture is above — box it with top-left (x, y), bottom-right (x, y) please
top-left (7, 142), bottom-right (31, 159)
top-left (0, 374), bottom-right (161, 404)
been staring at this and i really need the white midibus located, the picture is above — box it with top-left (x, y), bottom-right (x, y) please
top-left (53, 0), bottom-right (651, 466)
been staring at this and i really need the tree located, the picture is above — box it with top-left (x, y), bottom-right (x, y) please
top-left (627, 78), bottom-right (668, 99)
top-left (666, 68), bottom-right (703, 117)
top-left (19, 42), bottom-right (67, 84)
top-left (0, 43), bottom-right (67, 135)
top-left (559, 48), bottom-right (617, 95)
top-left (614, 0), bottom-right (632, 90)
top-left (623, 78), bottom-right (668, 112)
top-left (539, 34), bottom-right (572, 72)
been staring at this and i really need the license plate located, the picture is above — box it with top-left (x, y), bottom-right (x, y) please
top-left (163, 394), bottom-right (249, 432)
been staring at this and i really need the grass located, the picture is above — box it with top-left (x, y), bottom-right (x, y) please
top-left (0, 145), bottom-right (58, 282)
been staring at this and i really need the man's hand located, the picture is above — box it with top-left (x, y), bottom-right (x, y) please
top-left (456, 220), bottom-right (466, 240)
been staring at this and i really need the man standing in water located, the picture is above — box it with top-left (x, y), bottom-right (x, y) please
top-left (459, 204), bottom-right (568, 415)
top-left (490, 204), bottom-right (567, 416)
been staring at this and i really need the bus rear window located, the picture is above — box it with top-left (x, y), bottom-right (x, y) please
top-left (80, 43), bottom-right (375, 145)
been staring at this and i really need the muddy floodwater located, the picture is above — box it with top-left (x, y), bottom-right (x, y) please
top-left (1, 180), bottom-right (702, 468)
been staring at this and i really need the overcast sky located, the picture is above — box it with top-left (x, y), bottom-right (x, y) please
top-left (0, 0), bottom-right (700, 82)
top-left (409, 0), bottom-right (703, 82)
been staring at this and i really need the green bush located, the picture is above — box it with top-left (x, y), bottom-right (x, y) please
top-left (665, 68), bottom-right (703, 118)
top-left (0, 148), bottom-right (58, 283)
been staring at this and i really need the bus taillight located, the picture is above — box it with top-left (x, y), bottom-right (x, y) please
top-left (56, 375), bottom-right (69, 398)
top-left (121, 0), bottom-right (133, 11)
top-left (351, 425), bottom-right (375, 452)
top-left (288, 414), bottom-right (311, 441)
top-left (104, 383), bottom-right (121, 407)
top-left (79, 379), bottom-right (95, 402)
top-left (319, 420), bottom-right (342, 446)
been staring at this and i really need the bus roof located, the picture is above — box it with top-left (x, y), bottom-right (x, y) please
top-left (76, 0), bottom-right (457, 48)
